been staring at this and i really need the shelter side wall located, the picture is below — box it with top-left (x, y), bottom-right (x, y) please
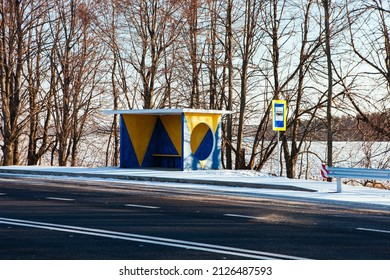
top-left (120, 114), bottom-right (183, 169)
top-left (183, 113), bottom-right (222, 170)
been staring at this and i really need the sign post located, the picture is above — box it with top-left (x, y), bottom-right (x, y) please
top-left (272, 100), bottom-right (287, 176)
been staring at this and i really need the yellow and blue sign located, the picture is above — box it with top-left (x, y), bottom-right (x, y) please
top-left (110, 109), bottom-right (228, 170)
top-left (272, 100), bottom-right (287, 131)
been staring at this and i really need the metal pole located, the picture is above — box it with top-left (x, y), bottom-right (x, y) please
top-left (337, 177), bottom-right (342, 193)
top-left (277, 131), bottom-right (280, 176)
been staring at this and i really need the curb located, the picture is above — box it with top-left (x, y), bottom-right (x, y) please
top-left (0, 168), bottom-right (315, 193)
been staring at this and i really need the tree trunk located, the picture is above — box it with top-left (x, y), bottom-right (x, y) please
top-left (236, 0), bottom-right (260, 169)
top-left (225, 0), bottom-right (234, 169)
top-left (323, 0), bottom-right (333, 181)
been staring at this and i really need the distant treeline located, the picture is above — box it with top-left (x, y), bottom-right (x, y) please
top-left (246, 111), bottom-right (390, 142)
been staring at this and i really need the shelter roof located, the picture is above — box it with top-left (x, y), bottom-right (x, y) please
top-left (103, 108), bottom-right (232, 115)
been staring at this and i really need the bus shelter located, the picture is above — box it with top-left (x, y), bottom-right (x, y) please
top-left (105, 109), bottom-right (229, 170)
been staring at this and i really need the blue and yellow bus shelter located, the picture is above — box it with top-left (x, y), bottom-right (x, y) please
top-left (105, 109), bottom-right (229, 170)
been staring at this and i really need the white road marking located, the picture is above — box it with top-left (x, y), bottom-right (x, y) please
top-left (124, 204), bottom-right (160, 209)
top-left (0, 217), bottom-right (308, 260)
top-left (46, 197), bottom-right (75, 202)
top-left (224, 214), bottom-right (265, 220)
top-left (356, 227), bottom-right (390, 235)
top-left (0, 193), bottom-right (6, 196)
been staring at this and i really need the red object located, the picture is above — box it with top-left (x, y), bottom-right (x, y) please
top-left (321, 163), bottom-right (329, 179)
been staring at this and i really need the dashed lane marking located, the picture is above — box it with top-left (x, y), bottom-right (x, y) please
top-left (224, 214), bottom-right (257, 219)
top-left (224, 214), bottom-right (266, 220)
top-left (46, 197), bottom-right (75, 202)
top-left (356, 227), bottom-right (390, 235)
top-left (124, 204), bottom-right (160, 209)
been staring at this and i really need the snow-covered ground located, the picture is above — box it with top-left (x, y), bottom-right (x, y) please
top-left (0, 165), bottom-right (389, 210)
top-left (252, 141), bottom-right (390, 182)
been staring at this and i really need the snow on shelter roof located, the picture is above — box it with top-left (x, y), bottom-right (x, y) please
top-left (103, 108), bottom-right (233, 115)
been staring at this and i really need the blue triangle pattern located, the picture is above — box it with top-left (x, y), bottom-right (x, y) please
top-left (119, 116), bottom-right (139, 168)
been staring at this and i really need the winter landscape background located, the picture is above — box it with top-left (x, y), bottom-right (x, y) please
top-left (0, 1), bottom-right (389, 188)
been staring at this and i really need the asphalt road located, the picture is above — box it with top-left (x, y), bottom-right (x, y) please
top-left (0, 175), bottom-right (389, 260)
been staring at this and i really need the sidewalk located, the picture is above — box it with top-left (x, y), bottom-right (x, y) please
top-left (0, 165), bottom-right (389, 210)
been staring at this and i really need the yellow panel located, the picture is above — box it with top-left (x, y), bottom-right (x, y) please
top-left (184, 113), bottom-right (221, 134)
top-left (190, 123), bottom-right (210, 154)
top-left (272, 100), bottom-right (287, 131)
top-left (122, 114), bottom-right (157, 166)
top-left (159, 115), bottom-right (182, 155)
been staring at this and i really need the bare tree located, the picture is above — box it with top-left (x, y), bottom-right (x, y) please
top-left (0, 0), bottom-right (29, 165)
top-left (206, 0), bottom-right (217, 109)
top-left (346, 0), bottom-right (390, 139)
top-left (186, 0), bottom-right (202, 108)
top-left (280, 0), bottom-right (325, 178)
top-left (323, 0), bottom-right (333, 179)
top-left (94, 0), bottom-right (121, 166)
top-left (223, 0), bottom-right (235, 169)
top-left (69, 2), bottom-right (104, 166)
top-left (48, 0), bottom-right (103, 166)
top-left (123, 0), bottom-right (185, 109)
top-left (235, 0), bottom-right (263, 169)
top-left (25, 1), bottom-right (56, 165)
top-left (49, 0), bottom-right (77, 166)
